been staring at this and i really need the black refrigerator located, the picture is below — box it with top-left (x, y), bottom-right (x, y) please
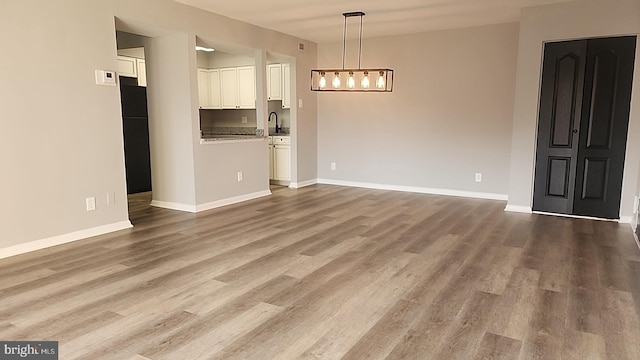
top-left (120, 81), bottom-right (152, 194)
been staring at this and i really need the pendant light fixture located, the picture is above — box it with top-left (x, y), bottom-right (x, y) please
top-left (311, 12), bottom-right (394, 92)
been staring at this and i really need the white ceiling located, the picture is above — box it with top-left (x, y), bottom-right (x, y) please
top-left (175, 0), bottom-right (575, 43)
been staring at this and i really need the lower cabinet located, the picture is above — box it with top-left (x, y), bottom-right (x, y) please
top-left (268, 144), bottom-right (275, 179)
top-left (274, 145), bottom-right (291, 181)
top-left (269, 136), bottom-right (290, 182)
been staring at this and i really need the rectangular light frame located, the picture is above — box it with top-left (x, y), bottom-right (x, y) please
top-left (311, 68), bottom-right (394, 92)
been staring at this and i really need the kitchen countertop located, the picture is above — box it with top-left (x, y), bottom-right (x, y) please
top-left (199, 133), bottom-right (290, 145)
top-left (200, 134), bottom-right (266, 145)
top-left (202, 134), bottom-right (262, 140)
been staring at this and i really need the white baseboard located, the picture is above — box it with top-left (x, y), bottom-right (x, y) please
top-left (289, 179), bottom-right (318, 189)
top-left (270, 180), bottom-right (290, 187)
top-left (633, 227), bottom-right (640, 251)
top-left (504, 205), bottom-right (533, 213)
top-left (0, 220), bottom-right (133, 260)
top-left (194, 190), bottom-right (271, 212)
top-left (150, 200), bottom-right (197, 213)
top-left (619, 215), bottom-right (633, 224)
top-left (152, 190), bottom-right (272, 213)
top-left (316, 178), bottom-right (508, 201)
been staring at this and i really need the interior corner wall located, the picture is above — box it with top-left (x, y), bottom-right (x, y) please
top-left (506, 0), bottom-right (640, 220)
top-left (316, 22), bottom-right (519, 196)
top-left (293, 46), bottom-right (319, 185)
top-left (0, 0), bottom-right (130, 248)
top-left (144, 33), bottom-right (197, 207)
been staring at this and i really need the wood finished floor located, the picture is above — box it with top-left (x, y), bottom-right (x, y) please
top-left (2, 185), bottom-right (640, 359)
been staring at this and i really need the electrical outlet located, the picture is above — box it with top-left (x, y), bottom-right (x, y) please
top-left (330, 162), bottom-right (336, 171)
top-left (237, 171), bottom-right (243, 182)
top-left (106, 192), bottom-right (115, 205)
top-left (86, 197), bottom-right (96, 211)
top-left (475, 173), bottom-right (482, 183)
top-left (298, 99), bottom-right (303, 108)
top-left (241, 116), bottom-right (248, 124)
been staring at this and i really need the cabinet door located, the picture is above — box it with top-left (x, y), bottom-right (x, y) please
top-left (197, 69), bottom-right (212, 108)
top-left (269, 144), bottom-right (275, 180)
top-left (209, 69), bottom-right (222, 109)
top-left (220, 68), bottom-right (239, 109)
top-left (117, 56), bottom-right (137, 78)
top-left (136, 59), bottom-right (147, 87)
top-left (274, 145), bottom-right (291, 181)
top-left (267, 64), bottom-right (282, 101)
top-left (237, 66), bottom-right (256, 109)
top-left (282, 63), bottom-right (291, 109)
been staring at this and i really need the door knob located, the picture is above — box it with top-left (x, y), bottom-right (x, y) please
top-left (573, 129), bottom-right (578, 133)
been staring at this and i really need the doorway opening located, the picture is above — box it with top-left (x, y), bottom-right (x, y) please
top-left (532, 36), bottom-right (637, 219)
top-left (116, 31), bottom-right (153, 219)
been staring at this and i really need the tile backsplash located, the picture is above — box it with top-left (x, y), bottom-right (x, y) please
top-left (199, 103), bottom-right (290, 135)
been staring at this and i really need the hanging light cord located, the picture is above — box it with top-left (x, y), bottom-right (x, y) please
top-left (342, 15), bottom-right (347, 70)
top-left (358, 14), bottom-right (363, 70)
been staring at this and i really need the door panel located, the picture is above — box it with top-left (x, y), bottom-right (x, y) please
top-left (586, 50), bottom-right (616, 148)
top-left (580, 158), bottom-right (608, 200)
top-left (533, 40), bottom-right (587, 214)
top-left (547, 157), bottom-right (571, 198)
top-left (552, 55), bottom-right (581, 147)
top-left (573, 36), bottom-right (636, 218)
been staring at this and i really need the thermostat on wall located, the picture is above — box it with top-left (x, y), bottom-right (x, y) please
top-left (95, 70), bottom-right (116, 86)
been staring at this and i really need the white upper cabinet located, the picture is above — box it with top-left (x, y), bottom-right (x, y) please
top-left (282, 63), bottom-right (291, 109)
top-left (199, 66), bottom-right (256, 110)
top-left (136, 59), bottom-right (147, 87)
top-left (198, 69), bottom-right (222, 109)
top-left (197, 69), bottom-right (211, 108)
top-left (237, 66), bottom-right (256, 109)
top-left (220, 68), bottom-right (239, 109)
top-left (209, 69), bottom-right (222, 109)
top-left (117, 55), bottom-right (146, 87)
top-left (117, 56), bottom-right (137, 78)
top-left (267, 64), bottom-right (282, 101)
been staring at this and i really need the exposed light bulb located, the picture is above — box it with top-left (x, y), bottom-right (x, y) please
top-left (376, 71), bottom-right (385, 89)
top-left (319, 72), bottom-right (326, 88)
top-left (347, 72), bottom-right (355, 88)
top-left (195, 45), bottom-right (214, 52)
top-left (361, 71), bottom-right (370, 88)
top-left (332, 72), bottom-right (341, 88)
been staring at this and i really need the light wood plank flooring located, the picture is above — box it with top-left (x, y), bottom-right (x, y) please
top-left (1, 185), bottom-right (640, 359)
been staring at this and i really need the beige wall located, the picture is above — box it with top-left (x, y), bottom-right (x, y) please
top-left (0, 0), bottom-right (317, 251)
top-left (143, 32), bottom-right (197, 206)
top-left (506, 0), bottom-right (640, 221)
top-left (0, 0), bottom-right (129, 249)
top-left (317, 22), bottom-right (519, 196)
